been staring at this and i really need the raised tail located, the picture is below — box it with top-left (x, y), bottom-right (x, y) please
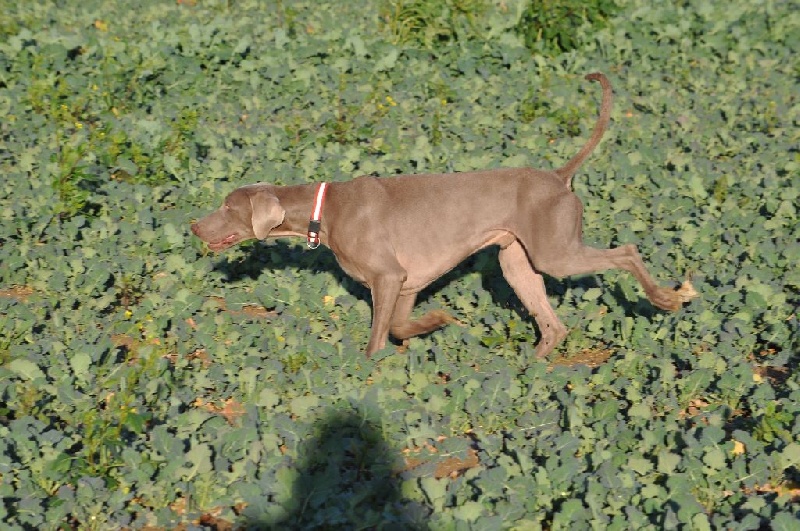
top-left (555, 72), bottom-right (613, 189)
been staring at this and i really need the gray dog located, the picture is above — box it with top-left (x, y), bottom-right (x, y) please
top-left (192, 73), bottom-right (696, 358)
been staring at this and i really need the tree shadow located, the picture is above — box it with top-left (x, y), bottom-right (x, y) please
top-left (242, 408), bottom-right (430, 530)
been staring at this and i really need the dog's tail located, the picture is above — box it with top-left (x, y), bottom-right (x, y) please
top-left (555, 72), bottom-right (613, 189)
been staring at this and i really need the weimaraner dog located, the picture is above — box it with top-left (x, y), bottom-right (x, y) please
top-left (192, 73), bottom-right (696, 358)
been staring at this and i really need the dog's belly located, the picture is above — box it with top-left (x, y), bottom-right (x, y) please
top-left (398, 230), bottom-right (516, 294)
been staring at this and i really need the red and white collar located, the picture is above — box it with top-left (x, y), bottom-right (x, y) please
top-left (306, 182), bottom-right (328, 249)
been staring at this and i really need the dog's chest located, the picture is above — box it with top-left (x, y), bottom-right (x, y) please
top-left (329, 250), bottom-right (370, 286)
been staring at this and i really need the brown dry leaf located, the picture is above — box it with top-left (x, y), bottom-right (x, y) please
top-left (186, 348), bottom-right (212, 368)
top-left (170, 496), bottom-right (187, 515)
top-left (549, 348), bottom-right (614, 370)
top-left (0, 286), bottom-right (34, 302)
top-left (679, 398), bottom-right (710, 419)
top-left (423, 441), bottom-right (439, 453)
top-left (401, 437), bottom-right (481, 479)
top-left (754, 481), bottom-right (800, 501)
top-left (435, 449), bottom-right (480, 479)
top-left (192, 507), bottom-right (231, 531)
top-left (753, 365), bottom-right (790, 385)
top-left (208, 296), bottom-right (277, 320)
top-left (219, 398), bottom-right (246, 425)
top-left (195, 397), bottom-right (246, 425)
top-left (240, 305), bottom-right (277, 319)
top-left (111, 333), bottom-right (137, 350)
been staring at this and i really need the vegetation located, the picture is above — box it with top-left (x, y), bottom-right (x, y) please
top-left (0, 0), bottom-right (798, 528)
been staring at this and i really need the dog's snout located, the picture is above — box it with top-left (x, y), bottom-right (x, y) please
top-left (190, 222), bottom-right (200, 236)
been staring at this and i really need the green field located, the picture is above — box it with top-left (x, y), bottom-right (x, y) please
top-left (0, 0), bottom-right (798, 528)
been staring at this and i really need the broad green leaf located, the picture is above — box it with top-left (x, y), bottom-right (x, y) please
top-left (452, 501), bottom-right (484, 522)
top-left (289, 395), bottom-right (320, 418)
top-left (658, 452), bottom-right (681, 474)
top-left (702, 447), bottom-right (726, 470)
top-left (8, 359), bottom-right (45, 381)
top-left (420, 476), bottom-right (447, 512)
top-left (69, 352), bottom-right (92, 376)
top-left (779, 443), bottom-right (800, 470)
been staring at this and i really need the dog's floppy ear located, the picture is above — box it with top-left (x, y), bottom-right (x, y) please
top-left (249, 189), bottom-right (285, 239)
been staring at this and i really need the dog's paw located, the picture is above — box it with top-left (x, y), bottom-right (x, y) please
top-left (650, 280), bottom-right (698, 312)
top-left (432, 310), bottom-right (465, 327)
top-left (674, 280), bottom-right (699, 304)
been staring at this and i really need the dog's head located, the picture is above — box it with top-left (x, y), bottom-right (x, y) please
top-left (191, 185), bottom-right (285, 252)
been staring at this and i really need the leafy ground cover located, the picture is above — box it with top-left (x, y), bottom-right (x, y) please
top-left (0, 0), bottom-right (798, 528)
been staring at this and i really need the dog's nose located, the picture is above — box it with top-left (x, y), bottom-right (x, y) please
top-left (190, 223), bottom-right (199, 235)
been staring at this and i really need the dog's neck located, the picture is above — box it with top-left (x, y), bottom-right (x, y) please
top-left (271, 183), bottom-right (328, 239)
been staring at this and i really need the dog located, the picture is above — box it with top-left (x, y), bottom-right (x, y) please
top-left (191, 73), bottom-right (696, 358)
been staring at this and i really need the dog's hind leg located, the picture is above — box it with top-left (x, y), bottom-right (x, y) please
top-left (499, 240), bottom-right (568, 358)
top-left (534, 243), bottom-right (696, 312)
top-left (389, 293), bottom-right (456, 341)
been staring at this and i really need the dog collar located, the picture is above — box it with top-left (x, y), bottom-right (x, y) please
top-left (307, 182), bottom-right (328, 249)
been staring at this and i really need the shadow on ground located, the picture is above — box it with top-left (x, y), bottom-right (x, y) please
top-left (212, 240), bottom-right (654, 349)
top-left (241, 408), bottom-right (430, 530)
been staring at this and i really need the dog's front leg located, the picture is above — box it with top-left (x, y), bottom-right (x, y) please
top-left (365, 275), bottom-right (405, 358)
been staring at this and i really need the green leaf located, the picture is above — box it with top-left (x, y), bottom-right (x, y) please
top-left (629, 402), bottom-right (652, 419)
top-left (374, 48), bottom-right (399, 72)
top-left (420, 476), bottom-right (447, 512)
top-left (8, 359), bottom-right (45, 381)
top-left (182, 442), bottom-right (213, 479)
top-left (257, 388), bottom-right (281, 408)
top-left (582, 288), bottom-right (603, 301)
top-left (771, 512), bottom-right (800, 531)
top-left (289, 395), bottom-right (320, 418)
top-left (628, 457), bottom-right (653, 475)
top-left (453, 500), bottom-right (484, 522)
top-left (69, 352), bottom-right (92, 377)
top-left (658, 452), bottom-right (681, 474)
top-left (691, 513), bottom-right (712, 531)
top-left (702, 447), bottom-right (726, 470)
top-left (779, 442), bottom-right (800, 470)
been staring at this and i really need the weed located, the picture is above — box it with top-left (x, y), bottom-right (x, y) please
top-left (519, 88), bottom-right (583, 137)
top-left (516, 0), bottom-right (618, 54)
top-left (380, 0), bottom-right (489, 47)
top-left (753, 402), bottom-right (793, 444)
top-left (284, 352), bottom-right (309, 374)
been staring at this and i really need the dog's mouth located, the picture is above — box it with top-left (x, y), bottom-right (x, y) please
top-left (207, 233), bottom-right (241, 252)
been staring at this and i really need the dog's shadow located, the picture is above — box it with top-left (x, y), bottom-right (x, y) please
top-left (214, 240), bottom-right (370, 301)
top-left (211, 240), bottom-right (655, 341)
